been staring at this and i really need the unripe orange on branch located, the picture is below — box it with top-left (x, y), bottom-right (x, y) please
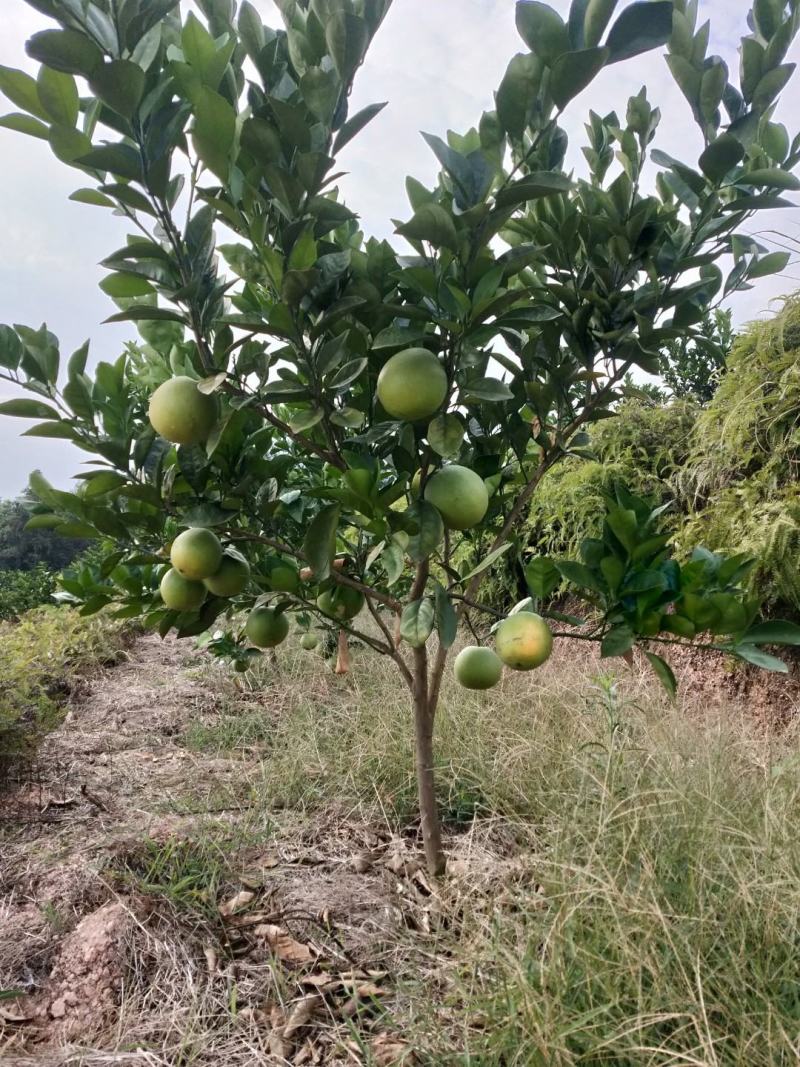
top-left (424, 465), bottom-right (489, 530)
top-left (149, 376), bottom-right (217, 446)
top-left (170, 528), bottom-right (223, 581)
top-left (376, 348), bottom-right (448, 421)
top-left (495, 613), bottom-right (553, 671)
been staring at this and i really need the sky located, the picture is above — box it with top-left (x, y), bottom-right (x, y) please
top-left (0, 0), bottom-right (798, 498)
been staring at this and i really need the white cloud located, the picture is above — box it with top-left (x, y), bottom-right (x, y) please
top-left (0, 0), bottom-right (798, 495)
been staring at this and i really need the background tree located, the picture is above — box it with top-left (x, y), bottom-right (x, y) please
top-left (1, 0), bottom-right (799, 874)
top-left (0, 491), bottom-right (89, 571)
top-left (660, 308), bottom-right (735, 402)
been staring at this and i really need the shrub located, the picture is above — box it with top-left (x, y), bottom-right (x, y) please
top-left (0, 563), bottom-right (56, 620)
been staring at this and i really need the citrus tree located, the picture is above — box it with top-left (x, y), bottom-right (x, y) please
top-left (1, 0), bottom-right (800, 874)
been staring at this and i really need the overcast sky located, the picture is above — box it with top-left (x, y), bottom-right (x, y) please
top-left (0, 0), bottom-right (798, 498)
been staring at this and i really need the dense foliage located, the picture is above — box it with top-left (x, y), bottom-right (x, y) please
top-left (1, 0), bottom-right (799, 872)
top-left (0, 562), bottom-right (56, 620)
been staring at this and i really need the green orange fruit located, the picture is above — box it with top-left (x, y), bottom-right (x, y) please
top-left (316, 586), bottom-right (365, 620)
top-left (159, 568), bottom-right (207, 612)
top-left (148, 376), bottom-right (217, 446)
top-left (300, 632), bottom-right (320, 650)
top-left (424, 465), bottom-right (489, 530)
top-left (269, 563), bottom-right (300, 593)
top-left (245, 607), bottom-right (290, 648)
top-left (170, 527), bottom-right (223, 581)
top-left (204, 554), bottom-right (250, 597)
top-left (454, 646), bottom-right (503, 690)
top-left (495, 612), bottom-right (553, 671)
top-left (376, 348), bottom-right (448, 421)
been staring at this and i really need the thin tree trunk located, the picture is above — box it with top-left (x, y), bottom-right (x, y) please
top-left (413, 646), bottom-right (445, 876)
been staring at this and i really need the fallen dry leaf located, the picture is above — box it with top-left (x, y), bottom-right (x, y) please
top-left (204, 944), bottom-right (217, 974)
top-left (283, 994), bottom-right (322, 1039)
top-left (257, 924), bottom-right (316, 965)
top-left (370, 1034), bottom-right (416, 1066)
top-left (0, 1004), bottom-right (32, 1024)
top-left (219, 890), bottom-right (255, 917)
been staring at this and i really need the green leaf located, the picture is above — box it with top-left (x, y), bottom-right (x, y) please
top-left (550, 47), bottom-right (608, 109)
top-left (749, 252), bottom-right (790, 279)
top-left (605, 1), bottom-right (673, 64)
top-left (556, 560), bottom-right (603, 592)
top-left (494, 171), bottom-right (571, 208)
top-left (328, 358), bottom-right (367, 390)
top-left (0, 65), bottom-right (49, 119)
top-left (497, 52), bottom-right (540, 140)
top-left (525, 557), bottom-right (560, 598)
top-left (645, 651), bottom-right (677, 697)
top-left (752, 64), bottom-right (795, 112)
top-left (0, 113), bottom-right (49, 139)
top-left (192, 87), bottom-right (235, 180)
top-left (37, 66), bottom-right (78, 126)
top-left (69, 187), bottom-right (115, 207)
top-left (428, 413), bottom-right (464, 458)
top-left (698, 134), bottom-right (745, 183)
top-left (48, 123), bottom-right (91, 164)
top-left (607, 507), bottom-right (638, 553)
top-left (105, 305), bottom-right (186, 325)
top-left (740, 167), bottom-right (800, 191)
top-left (289, 408), bottom-right (324, 433)
top-left (461, 542), bottom-right (513, 582)
top-left (0, 326), bottom-right (22, 370)
top-left (89, 60), bottom-right (146, 119)
top-left (62, 376), bottom-right (94, 418)
top-left (326, 12), bottom-right (368, 80)
top-left (397, 203), bottom-right (459, 252)
top-left (406, 500), bottom-right (444, 562)
top-left (463, 377), bottom-right (514, 402)
top-left (601, 624), bottom-right (635, 658)
top-left (100, 273), bottom-right (155, 298)
top-left (303, 504), bottom-right (340, 581)
top-left (400, 598), bottom-right (435, 648)
top-left (381, 539), bottom-right (405, 585)
top-left (0, 398), bottom-right (61, 420)
top-left (77, 143), bottom-right (143, 180)
top-left (434, 583), bottom-right (458, 648)
top-left (333, 101), bottom-right (387, 153)
top-left (583, 0), bottom-right (619, 47)
top-left (731, 645), bottom-right (788, 673)
top-left (26, 29), bottom-right (103, 77)
top-left (741, 621), bottom-right (800, 646)
top-left (515, 2), bottom-right (570, 64)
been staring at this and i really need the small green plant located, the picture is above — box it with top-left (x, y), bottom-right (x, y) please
top-left (115, 837), bottom-right (230, 923)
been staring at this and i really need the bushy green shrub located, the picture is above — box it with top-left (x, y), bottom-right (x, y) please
top-left (0, 607), bottom-right (130, 782)
top-left (0, 563), bottom-right (56, 620)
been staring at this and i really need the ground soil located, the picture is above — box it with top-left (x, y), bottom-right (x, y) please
top-left (1, 631), bottom-right (797, 1065)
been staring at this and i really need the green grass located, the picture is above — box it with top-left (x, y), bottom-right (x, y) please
top-left (0, 604), bottom-right (130, 779)
top-left (205, 639), bottom-right (800, 1065)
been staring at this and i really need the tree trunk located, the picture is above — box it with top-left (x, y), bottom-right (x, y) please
top-left (413, 647), bottom-right (445, 876)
